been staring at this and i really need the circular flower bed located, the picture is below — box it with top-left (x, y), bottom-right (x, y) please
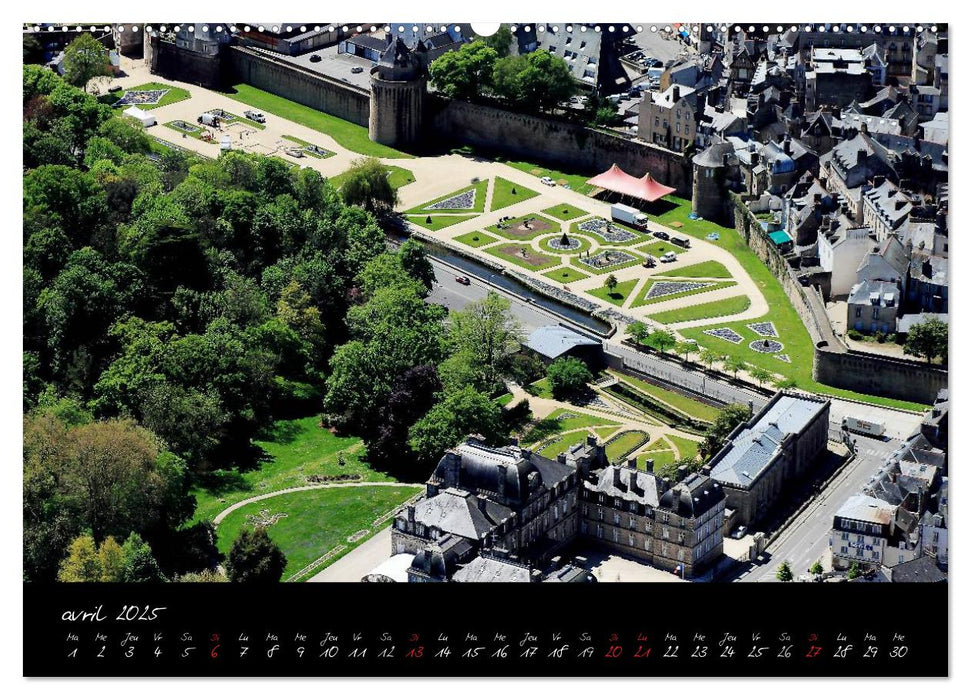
top-left (749, 339), bottom-right (785, 354)
top-left (539, 234), bottom-right (591, 254)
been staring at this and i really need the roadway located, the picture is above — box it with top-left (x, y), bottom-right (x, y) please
top-left (733, 433), bottom-right (908, 582)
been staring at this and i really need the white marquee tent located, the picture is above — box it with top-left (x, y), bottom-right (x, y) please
top-left (122, 106), bottom-right (157, 127)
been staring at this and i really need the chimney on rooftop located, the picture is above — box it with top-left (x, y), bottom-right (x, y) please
top-left (557, 452), bottom-right (567, 464)
top-left (874, 175), bottom-right (885, 187)
top-left (476, 494), bottom-right (489, 513)
top-left (497, 463), bottom-right (507, 499)
top-left (613, 467), bottom-right (627, 492)
top-left (857, 148), bottom-right (867, 165)
top-left (644, 459), bottom-right (655, 473)
top-left (672, 85), bottom-right (681, 102)
top-left (783, 134), bottom-right (792, 155)
top-left (677, 466), bottom-right (689, 482)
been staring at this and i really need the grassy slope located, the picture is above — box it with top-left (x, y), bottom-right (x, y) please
top-left (633, 280), bottom-right (736, 308)
top-left (215, 486), bottom-right (421, 580)
top-left (651, 197), bottom-right (927, 410)
top-left (190, 416), bottom-right (393, 524)
top-left (662, 260), bottom-right (732, 278)
top-left (405, 214), bottom-right (479, 231)
top-left (492, 176), bottom-right (539, 210)
top-left (605, 430), bottom-right (649, 462)
top-left (543, 203), bottom-right (590, 220)
top-left (542, 266), bottom-right (590, 283)
top-left (222, 84), bottom-right (411, 158)
top-left (649, 295), bottom-right (752, 324)
top-left (609, 370), bottom-right (721, 422)
top-left (454, 231), bottom-right (499, 248)
top-left (587, 278), bottom-right (640, 307)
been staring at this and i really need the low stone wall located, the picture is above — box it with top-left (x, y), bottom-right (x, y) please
top-left (732, 194), bottom-right (946, 404)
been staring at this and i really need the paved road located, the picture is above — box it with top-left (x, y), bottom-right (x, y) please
top-left (309, 527), bottom-right (394, 582)
top-left (425, 258), bottom-right (568, 334)
top-left (734, 434), bottom-right (902, 582)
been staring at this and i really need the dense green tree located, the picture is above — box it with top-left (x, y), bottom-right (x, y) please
top-left (648, 329), bottom-right (676, 354)
top-left (62, 33), bottom-right (112, 92)
top-left (325, 283), bottom-right (447, 436)
top-left (903, 316), bottom-right (948, 365)
top-left (605, 273), bottom-right (619, 295)
top-left (627, 320), bottom-right (650, 344)
top-left (57, 534), bottom-right (102, 582)
top-left (338, 157), bottom-right (399, 211)
top-left (722, 356), bottom-right (748, 381)
top-left (847, 561), bottom-right (863, 580)
top-left (674, 340), bottom-right (696, 363)
top-left (776, 561), bottom-right (794, 582)
top-left (23, 34), bottom-right (44, 64)
top-left (749, 365), bottom-right (773, 388)
top-left (226, 528), bottom-right (287, 583)
top-left (409, 386), bottom-right (506, 463)
top-left (23, 165), bottom-right (107, 246)
top-left (445, 291), bottom-right (524, 393)
top-left (429, 41), bottom-right (499, 100)
top-left (98, 536), bottom-right (125, 582)
top-left (809, 560), bottom-right (824, 576)
top-left (547, 356), bottom-right (593, 400)
top-left (700, 348), bottom-right (722, 371)
top-left (481, 26), bottom-right (514, 57)
top-left (23, 64), bottom-right (61, 99)
top-left (121, 532), bottom-right (166, 583)
top-left (701, 403), bottom-right (753, 458)
top-left (368, 364), bottom-right (443, 472)
top-left (399, 239), bottom-right (436, 292)
top-left (493, 50), bottom-right (576, 111)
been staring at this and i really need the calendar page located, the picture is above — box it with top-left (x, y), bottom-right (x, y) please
top-left (21, 15), bottom-right (949, 678)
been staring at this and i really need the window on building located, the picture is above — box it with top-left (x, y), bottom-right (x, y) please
top-left (614, 512), bottom-right (620, 525)
top-left (629, 533), bottom-right (635, 547)
top-left (855, 307), bottom-right (862, 318)
top-left (872, 307), bottom-right (880, 319)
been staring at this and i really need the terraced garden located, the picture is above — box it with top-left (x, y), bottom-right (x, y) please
top-left (649, 295), bottom-right (752, 324)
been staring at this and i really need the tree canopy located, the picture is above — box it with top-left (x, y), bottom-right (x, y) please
top-left (903, 316), bottom-right (948, 365)
top-left (61, 34), bottom-right (112, 92)
top-left (226, 528), bottom-right (288, 583)
top-left (547, 356), bottom-right (593, 400)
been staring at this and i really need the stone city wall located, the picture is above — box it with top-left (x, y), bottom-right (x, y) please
top-left (226, 46), bottom-right (370, 126)
top-left (732, 194), bottom-right (946, 404)
top-left (428, 98), bottom-right (692, 196)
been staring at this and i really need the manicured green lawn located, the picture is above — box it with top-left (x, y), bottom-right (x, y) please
top-left (282, 134), bottom-right (334, 158)
top-left (643, 197), bottom-right (927, 409)
top-left (190, 416), bottom-right (394, 524)
top-left (608, 370), bottom-right (721, 423)
top-left (525, 377), bottom-right (554, 399)
top-left (649, 295), bottom-right (752, 324)
top-left (662, 260), bottom-right (732, 278)
top-left (605, 430), bottom-right (650, 462)
top-left (542, 266), bottom-right (590, 284)
top-left (495, 392), bottom-right (515, 406)
top-left (486, 213), bottom-right (561, 240)
top-left (221, 83), bottom-right (411, 158)
top-left (484, 242), bottom-right (559, 271)
top-left (115, 82), bottom-right (191, 110)
top-left (499, 159), bottom-right (595, 194)
top-left (638, 240), bottom-right (681, 258)
top-left (575, 249), bottom-right (643, 274)
top-left (638, 449), bottom-right (676, 471)
top-left (454, 231), bottom-right (499, 248)
top-left (491, 177), bottom-right (539, 210)
top-left (523, 407), bottom-right (618, 446)
top-left (538, 430), bottom-right (594, 459)
top-left (595, 426), bottom-right (619, 440)
top-left (405, 214), bottom-right (479, 231)
top-left (666, 434), bottom-right (701, 459)
top-left (331, 164), bottom-right (414, 190)
top-left (543, 203), bottom-right (590, 221)
top-left (215, 485), bottom-right (421, 580)
top-left (408, 179), bottom-right (488, 214)
top-left (632, 280), bottom-right (736, 307)
top-left (587, 278), bottom-right (640, 307)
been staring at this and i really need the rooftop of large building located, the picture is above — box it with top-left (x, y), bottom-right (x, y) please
top-left (708, 393), bottom-right (829, 489)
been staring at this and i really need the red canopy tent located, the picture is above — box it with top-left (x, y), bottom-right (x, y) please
top-left (585, 163), bottom-right (676, 202)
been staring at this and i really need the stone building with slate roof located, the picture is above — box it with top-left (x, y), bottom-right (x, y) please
top-left (580, 462), bottom-right (726, 577)
top-left (707, 392), bottom-right (830, 527)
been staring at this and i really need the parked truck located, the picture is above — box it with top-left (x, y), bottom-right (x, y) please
top-left (842, 416), bottom-right (886, 437)
top-left (611, 203), bottom-right (649, 230)
top-left (670, 234), bottom-right (691, 248)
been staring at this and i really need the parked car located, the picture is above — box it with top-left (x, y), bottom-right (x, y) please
top-left (455, 276), bottom-right (471, 286)
top-left (654, 230), bottom-right (670, 241)
top-left (660, 252), bottom-right (678, 263)
top-left (540, 176), bottom-right (556, 186)
top-left (642, 256), bottom-right (657, 268)
top-left (244, 110), bottom-right (266, 123)
top-left (732, 526), bottom-right (748, 539)
top-left (351, 66), bottom-right (364, 74)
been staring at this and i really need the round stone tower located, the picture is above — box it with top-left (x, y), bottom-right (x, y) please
top-left (369, 38), bottom-right (427, 148)
top-left (691, 139), bottom-right (736, 224)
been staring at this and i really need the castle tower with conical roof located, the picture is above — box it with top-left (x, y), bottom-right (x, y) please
top-left (368, 38), bottom-right (426, 148)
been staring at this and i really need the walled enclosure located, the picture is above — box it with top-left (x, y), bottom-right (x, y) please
top-left (732, 195), bottom-right (946, 405)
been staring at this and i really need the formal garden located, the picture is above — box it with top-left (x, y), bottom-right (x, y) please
top-left (486, 212), bottom-right (560, 240)
top-left (282, 134), bottom-right (335, 159)
top-left (649, 294), bottom-right (752, 325)
top-left (453, 231), bottom-right (499, 248)
top-left (484, 242), bottom-right (559, 271)
top-left (541, 266), bottom-right (590, 284)
top-left (111, 81), bottom-right (191, 110)
top-left (571, 216), bottom-right (646, 245)
top-left (542, 203), bottom-right (590, 221)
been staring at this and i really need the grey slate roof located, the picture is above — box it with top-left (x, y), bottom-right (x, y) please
top-left (452, 555), bottom-right (532, 583)
top-left (835, 493), bottom-right (894, 525)
top-left (708, 394), bottom-right (829, 489)
top-left (414, 488), bottom-right (512, 540)
top-left (889, 556), bottom-right (946, 583)
top-left (586, 465), bottom-right (663, 506)
top-left (525, 325), bottom-right (601, 360)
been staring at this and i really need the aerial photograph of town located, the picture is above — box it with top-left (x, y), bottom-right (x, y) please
top-left (22, 19), bottom-right (948, 590)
